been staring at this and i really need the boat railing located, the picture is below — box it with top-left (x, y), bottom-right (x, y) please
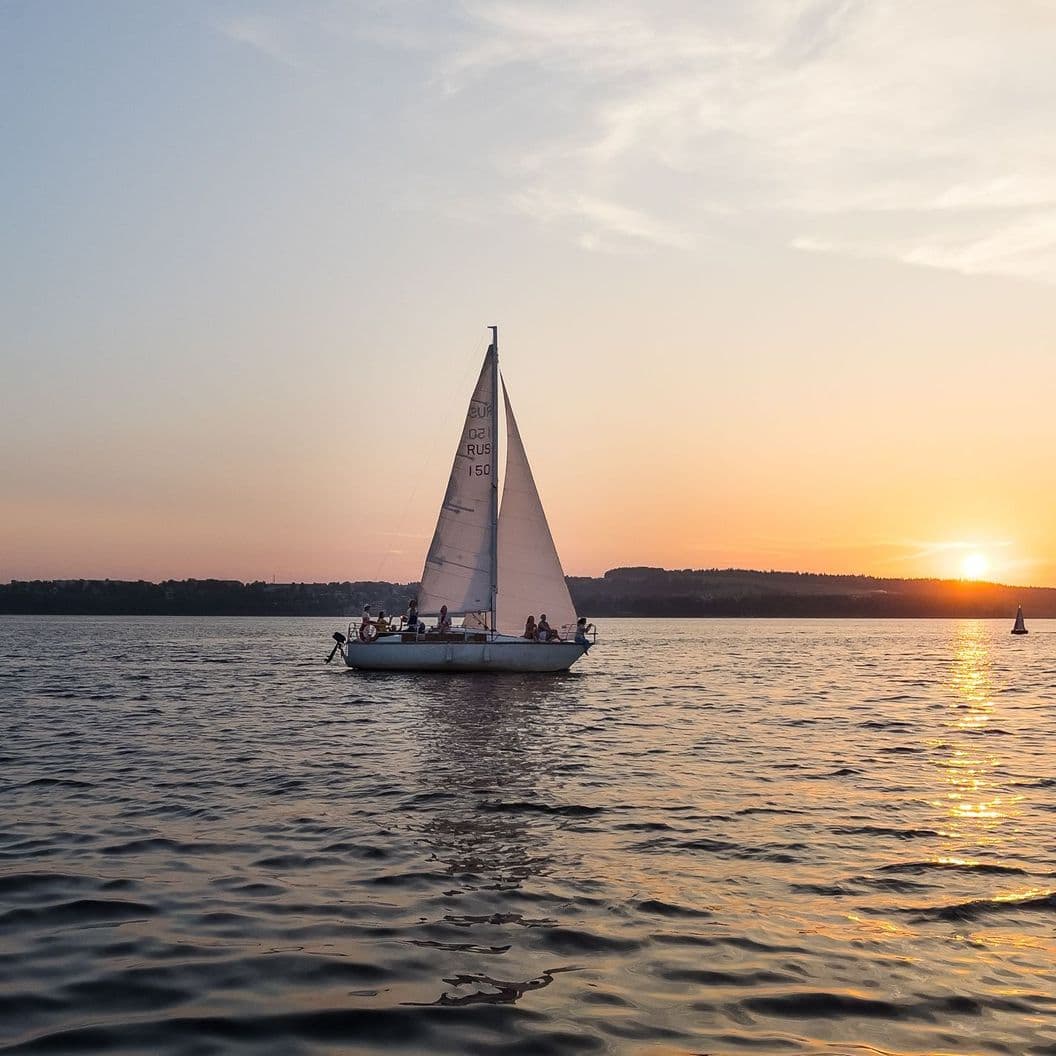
top-left (348, 619), bottom-right (405, 642)
top-left (348, 619), bottom-right (498, 644)
top-left (346, 617), bottom-right (597, 645)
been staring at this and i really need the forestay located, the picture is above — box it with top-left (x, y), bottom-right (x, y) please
top-left (418, 351), bottom-right (496, 615)
top-left (495, 381), bottom-right (578, 636)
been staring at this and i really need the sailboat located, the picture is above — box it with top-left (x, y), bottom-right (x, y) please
top-left (335, 327), bottom-right (590, 672)
top-left (1011, 605), bottom-right (1028, 635)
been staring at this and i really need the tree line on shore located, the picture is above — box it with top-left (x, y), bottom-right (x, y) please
top-left (2, 566), bottom-right (1054, 618)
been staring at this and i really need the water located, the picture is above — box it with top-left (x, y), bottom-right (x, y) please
top-left (2, 617), bottom-right (1055, 1055)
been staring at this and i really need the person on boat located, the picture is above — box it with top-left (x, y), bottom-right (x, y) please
top-left (405, 599), bottom-right (419, 631)
top-left (437, 605), bottom-right (452, 632)
top-left (523, 615), bottom-right (537, 640)
top-left (536, 614), bottom-right (551, 642)
top-left (575, 618), bottom-right (595, 651)
top-left (359, 605), bottom-right (375, 642)
top-left (375, 610), bottom-right (390, 633)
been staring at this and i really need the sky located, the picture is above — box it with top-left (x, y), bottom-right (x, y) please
top-left (2, 0), bottom-right (1055, 586)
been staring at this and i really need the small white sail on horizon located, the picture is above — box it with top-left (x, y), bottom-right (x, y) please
top-left (495, 380), bottom-right (577, 636)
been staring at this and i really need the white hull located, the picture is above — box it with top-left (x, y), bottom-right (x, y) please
top-left (343, 634), bottom-right (587, 673)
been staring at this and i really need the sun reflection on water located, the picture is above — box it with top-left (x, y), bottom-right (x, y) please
top-left (937, 622), bottom-right (1021, 846)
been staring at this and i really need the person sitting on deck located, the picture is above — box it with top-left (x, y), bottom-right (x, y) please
top-left (536, 614), bottom-right (552, 642)
top-left (523, 615), bottom-right (537, 640)
top-left (575, 617), bottom-right (595, 651)
top-left (437, 605), bottom-right (452, 632)
top-left (375, 611), bottom-right (390, 633)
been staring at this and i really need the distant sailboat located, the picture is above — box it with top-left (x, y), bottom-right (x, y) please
top-left (333, 327), bottom-right (590, 673)
top-left (1011, 605), bottom-right (1028, 635)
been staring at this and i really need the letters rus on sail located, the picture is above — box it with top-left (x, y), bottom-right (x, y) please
top-left (418, 353), bottom-right (496, 615)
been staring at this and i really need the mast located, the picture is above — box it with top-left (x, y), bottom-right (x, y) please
top-left (488, 325), bottom-right (499, 632)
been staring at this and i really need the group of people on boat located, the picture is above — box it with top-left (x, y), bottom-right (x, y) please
top-left (523, 614), bottom-right (557, 642)
top-left (357, 599), bottom-right (594, 650)
top-left (524, 614), bottom-right (595, 650)
top-left (358, 599), bottom-right (454, 640)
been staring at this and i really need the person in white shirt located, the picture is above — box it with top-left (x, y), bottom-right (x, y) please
top-left (575, 618), bottom-right (595, 651)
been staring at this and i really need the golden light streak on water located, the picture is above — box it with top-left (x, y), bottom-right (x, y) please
top-left (936, 621), bottom-right (1023, 844)
top-left (844, 913), bottom-right (913, 939)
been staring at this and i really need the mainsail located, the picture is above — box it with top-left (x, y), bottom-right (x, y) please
top-left (495, 380), bottom-right (577, 636)
top-left (418, 349), bottom-right (497, 615)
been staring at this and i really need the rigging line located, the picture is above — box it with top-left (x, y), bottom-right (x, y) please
top-left (424, 557), bottom-right (489, 574)
top-left (372, 341), bottom-right (491, 586)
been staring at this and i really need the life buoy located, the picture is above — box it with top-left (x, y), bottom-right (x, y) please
top-left (359, 622), bottom-right (378, 643)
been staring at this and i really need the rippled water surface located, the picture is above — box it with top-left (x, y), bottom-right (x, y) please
top-left (2, 617), bottom-right (1055, 1055)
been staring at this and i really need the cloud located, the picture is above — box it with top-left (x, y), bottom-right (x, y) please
top-left (233, 1), bottom-right (1056, 282)
top-left (214, 14), bottom-right (301, 68)
top-left (428, 0), bottom-right (1056, 282)
top-left (932, 176), bottom-right (1056, 212)
top-left (440, 1), bottom-right (758, 86)
top-left (512, 188), bottom-right (693, 250)
top-left (793, 209), bottom-right (1056, 284)
top-left (900, 212), bottom-right (1056, 283)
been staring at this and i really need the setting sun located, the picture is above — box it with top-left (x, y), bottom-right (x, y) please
top-left (961, 552), bottom-right (989, 580)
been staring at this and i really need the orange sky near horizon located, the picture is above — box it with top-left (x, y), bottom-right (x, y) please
top-left (5, 269), bottom-right (1053, 589)
top-left (3, 3), bottom-right (1055, 589)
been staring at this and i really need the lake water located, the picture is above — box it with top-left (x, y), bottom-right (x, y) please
top-left (1, 616), bottom-right (1054, 1055)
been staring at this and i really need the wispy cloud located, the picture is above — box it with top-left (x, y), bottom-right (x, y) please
top-left (233, 2), bottom-right (1056, 282)
top-left (794, 209), bottom-right (1056, 284)
top-left (214, 14), bottom-right (301, 68)
top-left (512, 188), bottom-right (693, 250)
top-left (427, 0), bottom-right (1056, 282)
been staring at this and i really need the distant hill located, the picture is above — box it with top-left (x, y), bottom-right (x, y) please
top-left (2, 568), bottom-right (1054, 618)
top-left (0, 579), bottom-right (417, 618)
top-left (568, 567), bottom-right (1056, 618)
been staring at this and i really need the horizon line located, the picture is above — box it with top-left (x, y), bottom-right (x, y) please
top-left (3, 565), bottom-right (1055, 592)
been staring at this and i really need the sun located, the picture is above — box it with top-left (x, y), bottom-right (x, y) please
top-left (961, 552), bottom-right (989, 580)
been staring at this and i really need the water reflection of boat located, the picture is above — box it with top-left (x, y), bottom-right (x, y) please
top-left (377, 676), bottom-right (587, 1010)
top-left (408, 675), bottom-right (577, 893)
top-left (1011, 606), bottom-right (1028, 635)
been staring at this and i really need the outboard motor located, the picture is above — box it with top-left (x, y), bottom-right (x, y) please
top-left (325, 631), bottom-right (347, 664)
